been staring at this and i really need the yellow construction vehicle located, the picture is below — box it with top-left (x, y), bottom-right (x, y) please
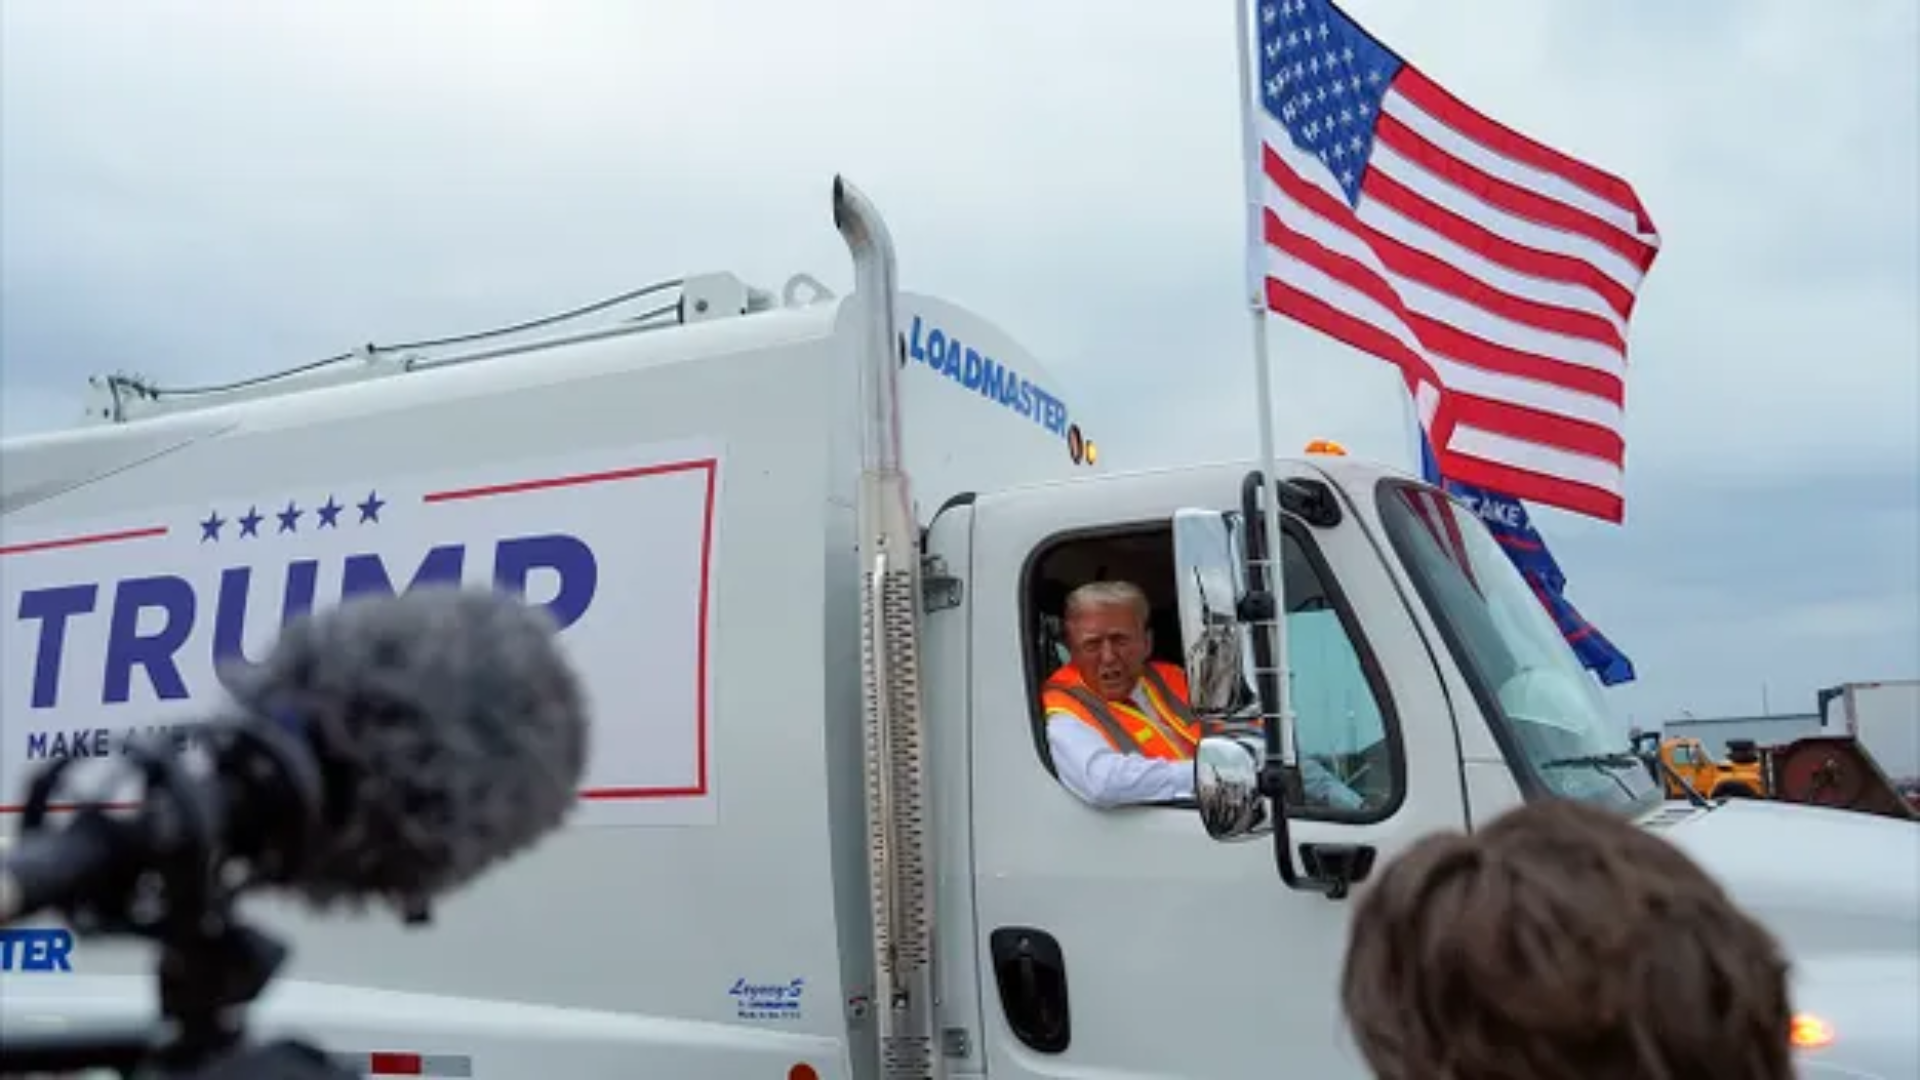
top-left (1630, 732), bottom-right (1767, 800)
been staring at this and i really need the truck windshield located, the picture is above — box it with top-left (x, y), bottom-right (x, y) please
top-left (1374, 480), bottom-right (1660, 816)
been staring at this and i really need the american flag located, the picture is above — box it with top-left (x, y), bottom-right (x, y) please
top-left (1248, 0), bottom-right (1660, 523)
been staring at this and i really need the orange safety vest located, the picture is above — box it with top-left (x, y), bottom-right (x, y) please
top-left (1042, 661), bottom-right (1202, 762)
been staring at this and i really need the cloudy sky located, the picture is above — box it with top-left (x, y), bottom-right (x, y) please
top-left (3, 0), bottom-right (1916, 726)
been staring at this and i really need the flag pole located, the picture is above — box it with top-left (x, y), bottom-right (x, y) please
top-left (1233, 0), bottom-right (1296, 766)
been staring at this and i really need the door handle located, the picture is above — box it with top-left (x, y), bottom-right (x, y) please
top-left (989, 926), bottom-right (1071, 1053)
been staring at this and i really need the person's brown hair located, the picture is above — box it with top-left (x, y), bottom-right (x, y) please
top-left (1339, 797), bottom-right (1794, 1080)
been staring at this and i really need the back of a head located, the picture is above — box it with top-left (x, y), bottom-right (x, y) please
top-left (1339, 798), bottom-right (1794, 1080)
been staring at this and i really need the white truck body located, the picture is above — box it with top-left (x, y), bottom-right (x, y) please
top-left (1820, 680), bottom-right (1920, 791)
top-left (2, 179), bottom-right (1917, 1079)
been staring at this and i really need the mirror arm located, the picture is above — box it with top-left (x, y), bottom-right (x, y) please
top-left (1278, 478), bottom-right (1343, 529)
top-left (1242, 471), bottom-right (1341, 533)
top-left (1235, 591), bottom-right (1275, 624)
top-left (1256, 765), bottom-right (1338, 898)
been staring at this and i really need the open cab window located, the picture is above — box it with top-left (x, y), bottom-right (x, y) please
top-left (1020, 519), bottom-right (1405, 820)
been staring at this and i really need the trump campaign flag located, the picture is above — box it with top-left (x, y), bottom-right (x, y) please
top-left (1240, 0), bottom-right (1661, 523)
top-left (1416, 425), bottom-right (1637, 685)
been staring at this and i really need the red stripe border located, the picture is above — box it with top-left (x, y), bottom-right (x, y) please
top-left (422, 457), bottom-right (717, 801)
top-left (0, 526), bottom-right (169, 557)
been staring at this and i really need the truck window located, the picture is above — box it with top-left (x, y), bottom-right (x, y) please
top-left (1022, 522), bottom-right (1403, 819)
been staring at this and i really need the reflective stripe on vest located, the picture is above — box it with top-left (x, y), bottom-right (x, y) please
top-left (1140, 664), bottom-right (1200, 735)
top-left (1045, 662), bottom-right (1200, 760)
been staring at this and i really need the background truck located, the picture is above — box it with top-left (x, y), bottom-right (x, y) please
top-left (1819, 681), bottom-right (1920, 801)
top-left (1631, 731), bottom-right (1768, 800)
top-left (3, 177), bottom-right (1917, 1079)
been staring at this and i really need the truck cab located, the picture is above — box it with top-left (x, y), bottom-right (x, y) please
top-left (918, 451), bottom-right (1919, 1078)
top-left (925, 452), bottom-right (1619, 1074)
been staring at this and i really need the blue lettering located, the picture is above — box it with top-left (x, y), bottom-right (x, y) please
top-left (1029, 386), bottom-right (1059, 433)
top-left (961, 347), bottom-right (985, 391)
top-left (17, 584), bottom-right (97, 709)
top-left (213, 560), bottom-right (319, 668)
top-left (729, 977), bottom-right (806, 1000)
top-left (494, 534), bottom-right (598, 632)
top-left (900, 317), bottom-right (1073, 438)
top-left (0, 928), bottom-right (75, 972)
top-left (985, 361), bottom-right (1013, 407)
top-left (728, 976), bottom-right (806, 1019)
top-left (103, 576), bottom-right (195, 705)
top-left (980, 359), bottom-right (1004, 403)
top-left (17, 533), bottom-right (596, 712)
top-left (908, 315), bottom-right (928, 363)
top-left (28, 728), bottom-right (113, 759)
top-left (341, 545), bottom-right (466, 600)
top-left (926, 328), bottom-right (949, 373)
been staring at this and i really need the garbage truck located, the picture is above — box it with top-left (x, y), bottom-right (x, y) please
top-left (2, 177), bottom-right (1916, 1079)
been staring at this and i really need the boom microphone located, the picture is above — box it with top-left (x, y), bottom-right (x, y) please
top-left (0, 585), bottom-right (590, 926)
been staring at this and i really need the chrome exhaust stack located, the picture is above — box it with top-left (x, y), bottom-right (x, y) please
top-left (832, 175), bottom-right (940, 1080)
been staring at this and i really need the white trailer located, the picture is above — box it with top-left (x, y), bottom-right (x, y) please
top-left (2, 178), bottom-right (1916, 1079)
top-left (1820, 680), bottom-right (1920, 792)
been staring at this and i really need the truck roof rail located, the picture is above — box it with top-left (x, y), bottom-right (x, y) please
top-left (80, 270), bottom-right (836, 426)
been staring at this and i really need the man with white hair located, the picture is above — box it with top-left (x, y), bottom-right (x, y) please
top-left (1040, 579), bottom-right (1364, 810)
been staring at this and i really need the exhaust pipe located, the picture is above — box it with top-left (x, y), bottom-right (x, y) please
top-left (832, 175), bottom-right (908, 484)
top-left (832, 174), bottom-right (941, 1080)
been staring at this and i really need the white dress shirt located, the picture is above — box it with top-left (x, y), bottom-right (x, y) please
top-left (1045, 682), bottom-right (1195, 809)
top-left (1045, 679), bottom-right (1368, 812)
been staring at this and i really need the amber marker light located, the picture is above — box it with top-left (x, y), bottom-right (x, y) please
top-left (1789, 1013), bottom-right (1835, 1050)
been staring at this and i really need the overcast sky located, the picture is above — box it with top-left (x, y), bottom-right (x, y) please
top-left (4, 0), bottom-right (1916, 726)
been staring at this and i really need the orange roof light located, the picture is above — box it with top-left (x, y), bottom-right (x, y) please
top-left (1304, 438), bottom-right (1348, 456)
top-left (1085, 440), bottom-right (1099, 466)
top-left (1789, 1013), bottom-right (1835, 1050)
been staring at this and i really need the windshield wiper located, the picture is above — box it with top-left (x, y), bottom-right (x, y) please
top-left (1538, 752), bottom-right (1644, 772)
top-left (1538, 752), bottom-right (1648, 800)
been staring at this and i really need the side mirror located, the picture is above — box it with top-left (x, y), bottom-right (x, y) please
top-left (1171, 509), bottom-right (1257, 718)
top-left (1173, 491), bottom-right (1349, 900)
top-left (1195, 733), bottom-right (1272, 840)
top-left (1174, 507), bottom-right (1271, 839)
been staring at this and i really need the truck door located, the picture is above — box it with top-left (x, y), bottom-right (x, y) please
top-left (964, 481), bottom-right (1470, 1078)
